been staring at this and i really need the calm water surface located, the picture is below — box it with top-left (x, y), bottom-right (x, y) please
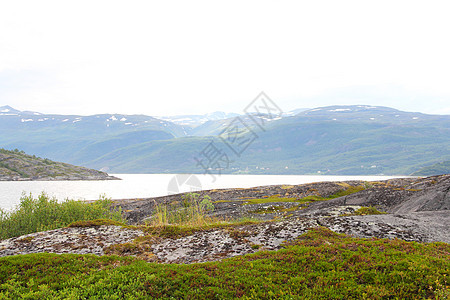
top-left (0, 174), bottom-right (410, 210)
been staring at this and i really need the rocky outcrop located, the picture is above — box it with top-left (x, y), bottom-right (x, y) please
top-left (1, 210), bottom-right (448, 264)
top-left (0, 225), bottom-right (143, 257)
top-left (0, 175), bottom-right (448, 263)
top-left (295, 175), bottom-right (450, 216)
top-left (115, 180), bottom-right (367, 224)
top-left (0, 149), bottom-right (118, 181)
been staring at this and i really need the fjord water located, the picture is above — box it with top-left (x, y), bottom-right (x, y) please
top-left (0, 174), bottom-right (409, 210)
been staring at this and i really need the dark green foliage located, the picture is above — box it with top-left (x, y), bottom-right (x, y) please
top-left (0, 148), bottom-right (36, 157)
top-left (0, 228), bottom-right (448, 299)
top-left (67, 219), bottom-right (127, 228)
top-left (0, 193), bottom-right (124, 240)
top-left (243, 195), bottom-right (300, 205)
top-left (354, 206), bottom-right (387, 215)
top-left (340, 206), bottom-right (387, 217)
top-left (246, 185), bottom-right (365, 207)
top-left (0, 161), bottom-right (29, 178)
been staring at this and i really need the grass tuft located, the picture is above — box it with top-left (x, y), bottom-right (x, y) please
top-left (67, 219), bottom-right (126, 228)
top-left (354, 206), bottom-right (387, 216)
top-left (149, 193), bottom-right (215, 227)
top-left (243, 185), bottom-right (366, 207)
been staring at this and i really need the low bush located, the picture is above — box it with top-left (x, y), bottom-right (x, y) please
top-left (340, 206), bottom-right (387, 217)
top-left (354, 206), bottom-right (387, 215)
top-left (150, 193), bottom-right (215, 227)
top-left (0, 193), bottom-right (124, 240)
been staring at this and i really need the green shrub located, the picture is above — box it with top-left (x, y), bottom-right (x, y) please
top-left (354, 206), bottom-right (387, 215)
top-left (0, 193), bottom-right (124, 240)
top-left (150, 193), bottom-right (214, 227)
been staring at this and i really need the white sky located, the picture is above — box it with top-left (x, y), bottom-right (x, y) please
top-left (1, 0), bottom-right (450, 116)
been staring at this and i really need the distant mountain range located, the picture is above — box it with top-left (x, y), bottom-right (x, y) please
top-left (1, 104), bottom-right (449, 175)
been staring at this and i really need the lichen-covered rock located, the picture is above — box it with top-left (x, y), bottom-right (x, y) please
top-left (0, 225), bottom-right (144, 257)
top-left (0, 175), bottom-right (448, 264)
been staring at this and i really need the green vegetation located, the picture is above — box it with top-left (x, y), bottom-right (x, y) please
top-left (0, 193), bottom-right (124, 240)
top-left (148, 217), bottom-right (261, 237)
top-left (74, 115), bottom-right (450, 175)
top-left (340, 206), bottom-right (387, 217)
top-left (245, 185), bottom-right (365, 207)
top-left (323, 185), bottom-right (366, 199)
top-left (88, 218), bottom-right (264, 260)
top-left (0, 227), bottom-right (448, 299)
top-left (363, 181), bottom-right (374, 189)
top-left (68, 219), bottom-right (127, 228)
top-left (243, 195), bottom-right (300, 205)
top-left (0, 148), bottom-right (26, 155)
top-left (353, 206), bottom-right (387, 215)
top-left (145, 193), bottom-right (262, 240)
top-left (149, 193), bottom-right (215, 227)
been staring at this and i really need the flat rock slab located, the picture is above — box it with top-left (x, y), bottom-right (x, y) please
top-left (151, 218), bottom-right (320, 264)
top-left (324, 211), bottom-right (450, 243)
top-left (0, 225), bottom-right (144, 257)
top-left (114, 180), bottom-right (370, 224)
top-left (151, 212), bottom-right (450, 264)
top-left (0, 212), bottom-right (448, 263)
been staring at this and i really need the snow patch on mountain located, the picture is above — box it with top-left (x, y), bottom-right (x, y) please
top-left (329, 108), bottom-right (351, 112)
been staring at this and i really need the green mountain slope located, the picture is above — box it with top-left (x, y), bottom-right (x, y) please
top-left (1, 105), bottom-right (449, 175)
top-left (411, 161), bottom-right (450, 176)
top-left (84, 120), bottom-right (450, 175)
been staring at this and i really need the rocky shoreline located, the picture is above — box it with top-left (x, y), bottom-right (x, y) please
top-left (0, 175), bottom-right (448, 263)
top-left (0, 173), bottom-right (119, 181)
top-left (0, 149), bottom-right (118, 181)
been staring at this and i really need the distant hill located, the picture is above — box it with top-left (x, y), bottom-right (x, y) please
top-left (411, 161), bottom-right (450, 176)
top-left (0, 148), bottom-right (117, 181)
top-left (0, 104), bottom-right (449, 175)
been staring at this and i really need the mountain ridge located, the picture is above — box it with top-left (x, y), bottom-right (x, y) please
top-left (1, 104), bottom-right (449, 175)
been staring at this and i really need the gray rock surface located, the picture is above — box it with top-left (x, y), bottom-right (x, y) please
top-left (0, 225), bottom-right (144, 256)
top-left (0, 175), bottom-right (448, 264)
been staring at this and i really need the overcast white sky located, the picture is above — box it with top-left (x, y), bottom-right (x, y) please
top-left (1, 0), bottom-right (450, 116)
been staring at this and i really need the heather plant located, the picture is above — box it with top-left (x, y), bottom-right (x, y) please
top-left (0, 193), bottom-right (124, 240)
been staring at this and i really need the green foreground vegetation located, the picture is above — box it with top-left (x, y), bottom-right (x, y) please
top-left (0, 192), bottom-right (448, 299)
top-left (0, 193), bottom-right (124, 240)
top-left (0, 227), bottom-right (448, 299)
